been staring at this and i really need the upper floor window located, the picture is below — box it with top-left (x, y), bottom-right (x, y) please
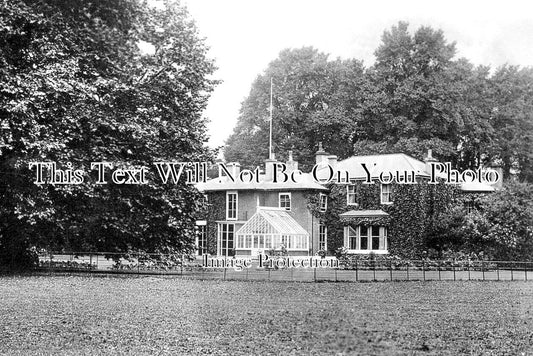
top-left (279, 192), bottom-right (291, 211)
top-left (347, 185), bottom-right (357, 205)
top-left (465, 200), bottom-right (476, 214)
top-left (381, 184), bottom-right (392, 204)
top-left (319, 193), bottom-right (328, 212)
top-left (226, 191), bottom-right (238, 220)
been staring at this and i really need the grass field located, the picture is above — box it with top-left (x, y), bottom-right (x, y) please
top-left (1, 276), bottom-right (532, 355)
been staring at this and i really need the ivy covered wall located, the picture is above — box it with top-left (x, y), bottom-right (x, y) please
top-left (307, 179), bottom-right (458, 258)
top-left (205, 192), bottom-right (225, 255)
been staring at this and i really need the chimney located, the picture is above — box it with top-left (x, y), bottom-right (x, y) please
top-left (327, 155), bottom-right (338, 169)
top-left (264, 153), bottom-right (277, 182)
top-left (286, 150), bottom-right (298, 173)
top-left (216, 158), bottom-right (225, 179)
top-left (315, 142), bottom-right (329, 165)
top-left (228, 162), bottom-right (240, 178)
top-left (424, 149), bottom-right (437, 176)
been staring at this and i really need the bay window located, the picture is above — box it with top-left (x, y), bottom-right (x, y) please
top-left (345, 225), bottom-right (388, 253)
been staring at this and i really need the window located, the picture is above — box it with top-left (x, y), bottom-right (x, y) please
top-left (348, 226), bottom-right (357, 249)
top-left (196, 224), bottom-right (207, 255)
top-left (279, 193), bottom-right (291, 211)
top-left (236, 234), bottom-right (308, 250)
top-left (465, 200), bottom-right (475, 214)
top-left (360, 226), bottom-right (368, 249)
top-left (319, 194), bottom-right (328, 212)
top-left (381, 184), bottom-right (392, 204)
top-left (219, 223), bottom-right (235, 256)
top-left (347, 185), bottom-right (357, 205)
top-left (345, 225), bottom-right (388, 252)
top-left (319, 224), bottom-right (327, 251)
top-left (226, 191), bottom-right (237, 220)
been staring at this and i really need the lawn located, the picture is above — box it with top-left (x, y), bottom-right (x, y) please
top-left (0, 276), bottom-right (532, 355)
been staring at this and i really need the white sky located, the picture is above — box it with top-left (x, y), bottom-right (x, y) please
top-left (181, 0), bottom-right (533, 149)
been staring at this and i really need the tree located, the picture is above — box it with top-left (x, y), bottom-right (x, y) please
top-left (0, 0), bottom-right (218, 267)
top-left (424, 181), bottom-right (533, 260)
top-left (487, 66), bottom-right (533, 180)
top-left (224, 47), bottom-right (365, 170)
top-left (479, 181), bottom-right (533, 260)
top-left (356, 22), bottom-right (497, 167)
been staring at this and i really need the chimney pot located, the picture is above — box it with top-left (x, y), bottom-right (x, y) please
top-left (286, 151), bottom-right (298, 173)
top-left (315, 142), bottom-right (328, 165)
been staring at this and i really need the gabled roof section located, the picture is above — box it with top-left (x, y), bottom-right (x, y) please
top-left (339, 210), bottom-right (390, 218)
top-left (339, 209), bottom-right (392, 225)
top-left (197, 172), bottom-right (327, 192)
top-left (236, 207), bottom-right (308, 236)
top-left (335, 153), bottom-right (430, 180)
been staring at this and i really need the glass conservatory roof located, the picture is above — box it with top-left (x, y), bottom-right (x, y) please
top-left (236, 207), bottom-right (309, 236)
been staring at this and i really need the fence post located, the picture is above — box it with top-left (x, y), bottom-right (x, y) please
top-left (468, 262), bottom-right (470, 281)
top-left (497, 262), bottom-right (500, 281)
top-left (453, 262), bottom-right (456, 281)
top-left (482, 261), bottom-right (485, 281)
top-left (438, 261), bottom-right (441, 281)
top-left (406, 264), bottom-right (409, 281)
top-left (422, 260), bottom-right (426, 281)
top-left (49, 251), bottom-right (52, 274)
top-left (355, 260), bottom-right (358, 282)
top-left (335, 268), bottom-right (337, 282)
top-left (389, 260), bottom-right (393, 281)
top-left (511, 263), bottom-right (514, 281)
top-left (373, 262), bottom-right (376, 281)
top-left (314, 267), bottom-right (317, 282)
top-left (524, 262), bottom-right (527, 281)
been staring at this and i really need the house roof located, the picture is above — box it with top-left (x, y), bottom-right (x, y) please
top-left (197, 172), bottom-right (327, 192)
top-left (460, 182), bottom-right (496, 192)
top-left (334, 153), bottom-right (431, 179)
top-left (236, 207), bottom-right (309, 236)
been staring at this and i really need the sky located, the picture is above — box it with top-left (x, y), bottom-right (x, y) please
top-left (180, 0), bottom-right (533, 150)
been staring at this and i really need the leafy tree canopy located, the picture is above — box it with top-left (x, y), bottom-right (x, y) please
top-left (0, 0), bottom-right (218, 267)
top-left (225, 22), bottom-right (533, 182)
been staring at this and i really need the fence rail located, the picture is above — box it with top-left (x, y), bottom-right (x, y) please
top-left (26, 252), bottom-right (533, 282)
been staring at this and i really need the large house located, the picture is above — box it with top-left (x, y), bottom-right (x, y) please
top-left (196, 152), bottom-right (327, 257)
top-left (196, 145), bottom-right (500, 258)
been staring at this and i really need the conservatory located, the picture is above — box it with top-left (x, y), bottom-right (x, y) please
top-left (235, 207), bottom-right (309, 256)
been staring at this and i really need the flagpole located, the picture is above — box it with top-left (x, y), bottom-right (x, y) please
top-left (269, 77), bottom-right (273, 160)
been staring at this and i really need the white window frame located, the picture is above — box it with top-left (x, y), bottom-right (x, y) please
top-left (279, 192), bottom-right (291, 211)
top-left (380, 184), bottom-right (392, 204)
top-left (344, 225), bottom-right (388, 254)
top-left (218, 223), bottom-right (235, 257)
top-left (226, 191), bottom-right (238, 220)
top-left (318, 224), bottom-right (327, 251)
top-left (195, 221), bottom-right (207, 255)
top-left (347, 184), bottom-right (357, 206)
top-left (319, 193), bottom-right (328, 212)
